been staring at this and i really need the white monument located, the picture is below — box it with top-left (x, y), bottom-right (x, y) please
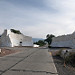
top-left (50, 32), bottom-right (75, 48)
top-left (0, 29), bottom-right (33, 47)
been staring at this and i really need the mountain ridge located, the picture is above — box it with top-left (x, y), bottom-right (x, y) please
top-left (32, 38), bottom-right (44, 43)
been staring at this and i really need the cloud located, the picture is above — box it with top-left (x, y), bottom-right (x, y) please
top-left (0, 0), bottom-right (75, 38)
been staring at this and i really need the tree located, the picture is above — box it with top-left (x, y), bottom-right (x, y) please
top-left (45, 34), bottom-right (55, 46)
top-left (34, 40), bottom-right (46, 46)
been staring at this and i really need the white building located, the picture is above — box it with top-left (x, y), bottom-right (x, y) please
top-left (33, 44), bottom-right (39, 48)
top-left (50, 32), bottom-right (75, 48)
top-left (0, 29), bottom-right (33, 47)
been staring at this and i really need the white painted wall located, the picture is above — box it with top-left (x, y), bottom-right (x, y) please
top-left (33, 44), bottom-right (39, 47)
top-left (50, 32), bottom-right (75, 48)
top-left (0, 29), bottom-right (33, 47)
top-left (0, 30), bottom-right (12, 47)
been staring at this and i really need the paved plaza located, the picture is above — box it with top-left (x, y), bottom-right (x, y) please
top-left (0, 47), bottom-right (58, 75)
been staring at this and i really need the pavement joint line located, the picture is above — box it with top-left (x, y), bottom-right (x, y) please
top-left (0, 50), bottom-right (38, 75)
top-left (0, 70), bottom-right (4, 72)
top-left (10, 69), bottom-right (58, 74)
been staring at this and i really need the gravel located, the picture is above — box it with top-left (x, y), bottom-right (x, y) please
top-left (53, 56), bottom-right (75, 75)
top-left (50, 49), bottom-right (75, 75)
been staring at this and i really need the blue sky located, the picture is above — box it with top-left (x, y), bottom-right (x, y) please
top-left (0, 0), bottom-right (75, 38)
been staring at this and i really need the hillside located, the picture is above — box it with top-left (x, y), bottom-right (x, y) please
top-left (32, 38), bottom-right (44, 43)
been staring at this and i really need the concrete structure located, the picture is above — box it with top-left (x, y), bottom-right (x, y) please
top-left (0, 29), bottom-right (33, 47)
top-left (0, 47), bottom-right (58, 75)
top-left (50, 32), bottom-right (75, 48)
top-left (33, 44), bottom-right (39, 48)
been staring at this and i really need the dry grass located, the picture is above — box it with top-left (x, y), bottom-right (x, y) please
top-left (0, 48), bottom-right (20, 57)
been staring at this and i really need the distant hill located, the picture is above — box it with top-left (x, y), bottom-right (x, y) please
top-left (32, 38), bottom-right (44, 43)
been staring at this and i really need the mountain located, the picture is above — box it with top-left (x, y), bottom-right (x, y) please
top-left (32, 38), bottom-right (44, 43)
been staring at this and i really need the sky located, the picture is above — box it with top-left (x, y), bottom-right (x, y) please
top-left (0, 0), bottom-right (75, 38)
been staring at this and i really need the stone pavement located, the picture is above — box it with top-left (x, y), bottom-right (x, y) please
top-left (0, 48), bottom-right (58, 75)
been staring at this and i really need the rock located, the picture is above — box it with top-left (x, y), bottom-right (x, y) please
top-left (60, 49), bottom-right (70, 58)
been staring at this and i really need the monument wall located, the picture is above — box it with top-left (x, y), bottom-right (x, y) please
top-left (50, 32), bottom-right (75, 48)
top-left (0, 29), bottom-right (33, 47)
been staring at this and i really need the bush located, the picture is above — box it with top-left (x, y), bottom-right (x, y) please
top-left (65, 53), bottom-right (75, 67)
top-left (11, 29), bottom-right (21, 34)
top-left (34, 40), bottom-right (46, 47)
top-left (55, 49), bottom-right (63, 56)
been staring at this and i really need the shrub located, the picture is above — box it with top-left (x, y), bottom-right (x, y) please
top-left (65, 52), bottom-right (75, 67)
top-left (55, 49), bottom-right (63, 56)
top-left (11, 29), bottom-right (21, 34)
top-left (34, 40), bottom-right (46, 47)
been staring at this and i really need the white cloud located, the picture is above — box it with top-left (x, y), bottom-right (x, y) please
top-left (0, 0), bottom-right (75, 38)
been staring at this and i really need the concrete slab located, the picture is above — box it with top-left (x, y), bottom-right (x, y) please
top-left (0, 48), bottom-right (36, 72)
top-left (2, 70), bottom-right (32, 75)
top-left (2, 70), bottom-right (58, 75)
top-left (11, 60), bottom-right (57, 73)
top-left (6, 49), bottom-right (36, 58)
top-left (0, 72), bottom-right (2, 74)
top-left (0, 56), bottom-right (23, 61)
top-left (0, 48), bottom-right (58, 75)
top-left (11, 49), bottom-right (57, 74)
top-left (0, 61), bottom-right (18, 71)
